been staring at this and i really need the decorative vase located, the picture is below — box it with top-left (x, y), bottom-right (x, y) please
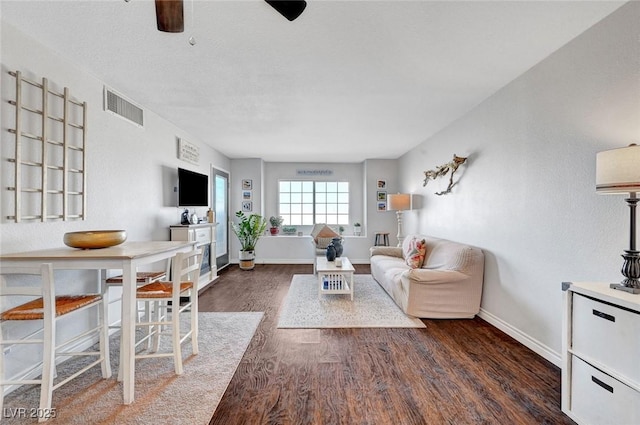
top-left (239, 250), bottom-right (255, 270)
top-left (270, 227), bottom-right (279, 235)
top-left (326, 244), bottom-right (337, 261)
top-left (181, 209), bottom-right (190, 225)
top-left (331, 237), bottom-right (343, 257)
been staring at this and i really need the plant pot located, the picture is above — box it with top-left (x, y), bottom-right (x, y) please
top-left (354, 226), bottom-right (361, 236)
top-left (239, 250), bottom-right (255, 270)
top-left (270, 227), bottom-right (279, 235)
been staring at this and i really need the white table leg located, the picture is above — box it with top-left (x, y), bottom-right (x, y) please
top-left (121, 263), bottom-right (136, 404)
top-left (350, 273), bottom-right (354, 300)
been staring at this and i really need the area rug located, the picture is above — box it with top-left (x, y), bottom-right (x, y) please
top-left (277, 274), bottom-right (425, 328)
top-left (2, 312), bottom-right (263, 425)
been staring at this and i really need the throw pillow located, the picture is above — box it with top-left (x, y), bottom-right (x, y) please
top-left (314, 225), bottom-right (339, 243)
top-left (405, 237), bottom-right (427, 269)
top-left (316, 237), bottom-right (335, 249)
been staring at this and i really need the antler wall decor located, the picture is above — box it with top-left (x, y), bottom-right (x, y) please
top-left (423, 154), bottom-right (468, 195)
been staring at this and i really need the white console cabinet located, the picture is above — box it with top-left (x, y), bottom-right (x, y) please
top-left (562, 282), bottom-right (640, 425)
top-left (170, 223), bottom-right (217, 291)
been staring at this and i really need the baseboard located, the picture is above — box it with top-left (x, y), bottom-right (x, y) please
top-left (232, 258), bottom-right (372, 265)
top-left (478, 308), bottom-right (561, 367)
top-left (252, 259), bottom-right (312, 265)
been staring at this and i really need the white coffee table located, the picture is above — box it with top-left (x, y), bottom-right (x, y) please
top-left (316, 256), bottom-right (355, 300)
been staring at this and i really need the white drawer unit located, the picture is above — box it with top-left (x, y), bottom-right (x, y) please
top-left (572, 294), bottom-right (640, 385)
top-left (562, 282), bottom-right (640, 425)
top-left (570, 356), bottom-right (640, 425)
top-left (193, 228), bottom-right (210, 244)
top-left (170, 223), bottom-right (217, 291)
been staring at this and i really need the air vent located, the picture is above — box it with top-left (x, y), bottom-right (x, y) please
top-left (103, 87), bottom-right (144, 127)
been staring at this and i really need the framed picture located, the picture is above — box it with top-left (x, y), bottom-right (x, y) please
top-left (242, 190), bottom-right (252, 200)
top-left (377, 190), bottom-right (387, 201)
top-left (377, 202), bottom-right (387, 211)
top-left (377, 180), bottom-right (386, 189)
top-left (242, 201), bottom-right (252, 212)
top-left (242, 179), bottom-right (253, 190)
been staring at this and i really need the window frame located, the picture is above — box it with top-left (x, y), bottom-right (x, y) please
top-left (278, 179), bottom-right (350, 226)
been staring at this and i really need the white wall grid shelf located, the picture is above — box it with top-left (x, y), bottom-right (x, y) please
top-left (5, 70), bottom-right (87, 222)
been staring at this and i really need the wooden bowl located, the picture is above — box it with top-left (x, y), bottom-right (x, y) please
top-left (63, 230), bottom-right (127, 249)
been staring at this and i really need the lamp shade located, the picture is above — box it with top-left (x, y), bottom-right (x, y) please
top-left (596, 144), bottom-right (640, 194)
top-left (388, 193), bottom-right (411, 211)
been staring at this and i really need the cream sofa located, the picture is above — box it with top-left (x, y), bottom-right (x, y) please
top-left (370, 235), bottom-right (484, 319)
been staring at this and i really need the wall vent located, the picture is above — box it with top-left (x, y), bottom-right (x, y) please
top-left (103, 87), bottom-right (144, 127)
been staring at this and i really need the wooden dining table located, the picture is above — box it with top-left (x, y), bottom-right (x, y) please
top-left (0, 240), bottom-right (196, 404)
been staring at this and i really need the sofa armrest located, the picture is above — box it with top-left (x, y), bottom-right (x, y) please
top-left (369, 246), bottom-right (403, 258)
top-left (402, 268), bottom-right (468, 284)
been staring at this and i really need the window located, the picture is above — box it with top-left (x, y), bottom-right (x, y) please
top-left (279, 180), bottom-right (349, 226)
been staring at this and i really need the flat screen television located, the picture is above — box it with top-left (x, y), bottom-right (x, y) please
top-left (178, 167), bottom-right (209, 207)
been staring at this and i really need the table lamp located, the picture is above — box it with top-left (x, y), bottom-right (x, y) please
top-left (596, 143), bottom-right (640, 294)
top-left (387, 193), bottom-right (412, 247)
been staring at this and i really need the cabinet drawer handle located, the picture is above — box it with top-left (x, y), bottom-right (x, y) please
top-left (592, 309), bottom-right (615, 322)
top-left (591, 376), bottom-right (614, 393)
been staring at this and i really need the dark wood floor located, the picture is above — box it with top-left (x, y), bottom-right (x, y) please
top-left (200, 264), bottom-right (574, 425)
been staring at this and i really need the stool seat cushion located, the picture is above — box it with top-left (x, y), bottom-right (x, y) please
top-left (1, 294), bottom-right (102, 320)
top-left (136, 281), bottom-right (193, 298)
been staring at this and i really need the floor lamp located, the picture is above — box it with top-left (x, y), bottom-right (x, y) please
top-left (596, 143), bottom-right (640, 294)
top-left (388, 193), bottom-right (412, 247)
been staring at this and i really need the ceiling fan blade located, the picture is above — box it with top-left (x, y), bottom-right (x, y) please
top-left (155, 0), bottom-right (184, 33)
top-left (265, 0), bottom-right (307, 21)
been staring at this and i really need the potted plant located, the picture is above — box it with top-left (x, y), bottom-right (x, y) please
top-left (231, 211), bottom-right (267, 270)
top-left (269, 215), bottom-right (284, 235)
top-left (282, 225), bottom-right (297, 235)
top-left (353, 222), bottom-right (362, 236)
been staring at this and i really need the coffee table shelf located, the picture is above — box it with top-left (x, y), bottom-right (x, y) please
top-left (316, 256), bottom-right (355, 300)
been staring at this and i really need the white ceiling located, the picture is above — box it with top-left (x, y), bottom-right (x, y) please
top-left (1, 0), bottom-right (625, 162)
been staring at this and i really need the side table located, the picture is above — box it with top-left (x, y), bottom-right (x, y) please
top-left (316, 256), bottom-right (355, 300)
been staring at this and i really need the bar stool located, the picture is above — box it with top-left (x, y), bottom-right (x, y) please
top-left (374, 232), bottom-right (390, 246)
top-left (102, 269), bottom-right (167, 381)
top-left (0, 264), bottom-right (111, 422)
top-left (128, 249), bottom-right (200, 377)
top-left (103, 270), bottom-right (167, 339)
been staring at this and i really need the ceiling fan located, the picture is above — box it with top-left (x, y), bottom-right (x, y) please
top-left (155, 0), bottom-right (307, 33)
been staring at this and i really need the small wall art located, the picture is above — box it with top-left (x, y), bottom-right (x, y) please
top-left (242, 201), bottom-right (253, 212)
top-left (376, 190), bottom-right (387, 211)
top-left (242, 191), bottom-right (252, 200)
top-left (242, 179), bottom-right (253, 190)
top-left (178, 138), bottom-right (199, 164)
top-left (377, 180), bottom-right (386, 189)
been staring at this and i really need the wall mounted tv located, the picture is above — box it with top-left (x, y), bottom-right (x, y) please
top-left (178, 167), bottom-right (209, 207)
